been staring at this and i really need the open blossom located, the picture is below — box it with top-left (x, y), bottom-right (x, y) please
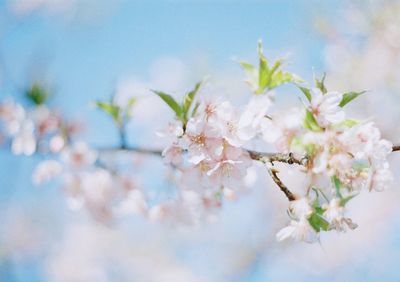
top-left (261, 108), bottom-right (302, 152)
top-left (162, 144), bottom-right (184, 166)
top-left (237, 94), bottom-right (272, 141)
top-left (206, 145), bottom-right (251, 190)
top-left (61, 142), bottom-right (98, 168)
top-left (183, 118), bottom-right (223, 164)
top-left (32, 160), bottom-right (63, 185)
top-left (310, 88), bottom-right (345, 127)
top-left (341, 122), bottom-right (392, 160)
top-left (214, 101), bottom-right (244, 147)
top-left (276, 217), bottom-right (318, 243)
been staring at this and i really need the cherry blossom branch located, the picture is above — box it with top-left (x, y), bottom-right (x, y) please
top-left (247, 151), bottom-right (304, 201)
top-left (247, 151), bottom-right (308, 166)
top-left (266, 164), bottom-right (297, 201)
top-left (97, 146), bottom-right (163, 156)
top-left (96, 144), bottom-right (400, 202)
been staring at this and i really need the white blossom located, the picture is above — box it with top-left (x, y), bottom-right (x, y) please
top-left (61, 142), bottom-right (97, 168)
top-left (276, 217), bottom-right (318, 243)
top-left (310, 88), bottom-right (345, 127)
top-left (11, 120), bottom-right (36, 156)
top-left (32, 160), bottom-right (63, 185)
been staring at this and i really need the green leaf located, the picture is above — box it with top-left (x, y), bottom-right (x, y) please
top-left (297, 86), bottom-right (312, 102)
top-left (182, 81), bottom-right (202, 121)
top-left (334, 119), bottom-right (359, 128)
top-left (153, 90), bottom-right (183, 120)
top-left (339, 91), bottom-right (365, 107)
top-left (241, 41), bottom-right (302, 94)
top-left (257, 41), bottom-right (270, 94)
top-left (239, 61), bottom-right (257, 75)
top-left (269, 70), bottom-right (300, 89)
top-left (124, 97), bottom-right (137, 118)
top-left (340, 194), bottom-right (358, 207)
top-left (315, 73), bottom-right (327, 94)
top-left (332, 175), bottom-right (343, 199)
top-left (26, 83), bottom-right (49, 105)
top-left (191, 102), bottom-right (200, 117)
top-left (96, 101), bottom-right (121, 124)
top-left (239, 61), bottom-right (258, 91)
top-left (303, 109), bottom-right (323, 132)
top-left (126, 97), bottom-right (137, 109)
top-left (308, 212), bottom-right (329, 232)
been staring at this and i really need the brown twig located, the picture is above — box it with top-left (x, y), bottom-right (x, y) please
top-left (247, 150), bottom-right (307, 165)
top-left (266, 164), bottom-right (297, 201)
top-left (392, 145), bottom-right (400, 152)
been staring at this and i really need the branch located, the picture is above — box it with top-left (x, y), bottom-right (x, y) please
top-left (98, 146), bottom-right (162, 156)
top-left (266, 164), bottom-right (297, 201)
top-left (95, 143), bottom-right (400, 202)
top-left (247, 150), bottom-right (307, 165)
top-left (393, 145), bottom-right (400, 152)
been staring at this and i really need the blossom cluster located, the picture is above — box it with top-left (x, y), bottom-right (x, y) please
top-left (0, 42), bottom-right (395, 243)
top-left (31, 142), bottom-right (150, 223)
top-left (269, 86), bottom-right (393, 242)
top-left (0, 97), bottom-right (78, 156)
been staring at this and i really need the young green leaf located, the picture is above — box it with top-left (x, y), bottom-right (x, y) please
top-left (303, 109), bottom-right (323, 132)
top-left (308, 212), bottom-right (329, 232)
top-left (334, 119), bottom-right (359, 129)
top-left (240, 41), bottom-right (302, 94)
top-left (182, 81), bottom-right (202, 120)
top-left (297, 85), bottom-right (312, 102)
top-left (239, 61), bottom-right (258, 91)
top-left (340, 194), bottom-right (358, 207)
top-left (332, 175), bottom-right (343, 199)
top-left (315, 73), bottom-right (327, 94)
top-left (339, 91), bottom-right (365, 107)
top-left (257, 41), bottom-right (270, 94)
top-left (191, 102), bottom-right (200, 117)
top-left (26, 83), bottom-right (49, 105)
top-left (126, 97), bottom-right (137, 109)
top-left (96, 101), bottom-right (121, 124)
top-left (153, 90), bottom-right (183, 120)
top-left (268, 71), bottom-right (303, 90)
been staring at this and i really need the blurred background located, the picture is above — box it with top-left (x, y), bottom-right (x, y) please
top-left (1, 0), bottom-right (400, 281)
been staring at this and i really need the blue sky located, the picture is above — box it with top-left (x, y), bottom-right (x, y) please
top-left (0, 0), bottom-right (340, 147)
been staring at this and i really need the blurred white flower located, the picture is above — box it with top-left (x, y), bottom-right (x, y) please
top-left (114, 189), bottom-right (148, 217)
top-left (323, 198), bottom-right (357, 231)
top-left (276, 217), bottom-right (318, 243)
top-left (61, 142), bottom-right (97, 168)
top-left (32, 160), bottom-right (63, 185)
top-left (11, 120), bottom-right (36, 156)
top-left (289, 197), bottom-right (313, 218)
top-left (0, 99), bottom-right (26, 136)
